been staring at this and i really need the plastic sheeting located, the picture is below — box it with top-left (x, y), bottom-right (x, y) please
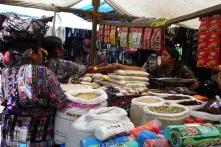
top-left (106, 0), bottom-right (221, 29)
top-left (1, 0), bottom-right (80, 8)
top-left (1, 0), bottom-right (221, 29)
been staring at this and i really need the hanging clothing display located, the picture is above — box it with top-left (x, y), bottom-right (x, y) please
top-left (104, 25), bottom-right (111, 44)
top-left (64, 28), bottom-right (91, 61)
top-left (98, 25), bottom-right (111, 44)
top-left (98, 24), bottom-right (104, 43)
top-left (128, 28), bottom-right (143, 49)
top-left (142, 28), bottom-right (153, 49)
top-left (150, 28), bottom-right (163, 51)
top-left (118, 27), bottom-right (129, 48)
top-left (108, 44), bottom-right (119, 63)
top-left (110, 26), bottom-right (117, 45)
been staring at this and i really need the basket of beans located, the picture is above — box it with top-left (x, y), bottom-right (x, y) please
top-left (177, 100), bottom-right (206, 110)
top-left (142, 104), bottom-right (189, 125)
top-left (190, 101), bottom-right (221, 122)
top-left (162, 94), bottom-right (195, 104)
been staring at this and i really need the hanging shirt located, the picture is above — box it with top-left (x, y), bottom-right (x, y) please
top-left (0, 65), bottom-right (66, 146)
top-left (48, 58), bottom-right (86, 83)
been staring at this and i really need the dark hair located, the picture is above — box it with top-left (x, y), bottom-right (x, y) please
top-left (3, 39), bottom-right (40, 53)
top-left (166, 46), bottom-right (179, 61)
top-left (41, 36), bottom-right (62, 58)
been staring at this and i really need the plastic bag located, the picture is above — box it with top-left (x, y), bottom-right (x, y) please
top-left (65, 89), bottom-right (107, 104)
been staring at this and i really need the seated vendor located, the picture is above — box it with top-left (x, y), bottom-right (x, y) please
top-left (116, 46), bottom-right (199, 90)
top-left (41, 36), bottom-right (119, 83)
top-left (151, 46), bottom-right (199, 90)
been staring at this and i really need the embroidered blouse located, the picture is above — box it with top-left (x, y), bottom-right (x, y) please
top-left (0, 65), bottom-right (66, 146)
top-left (48, 58), bottom-right (86, 83)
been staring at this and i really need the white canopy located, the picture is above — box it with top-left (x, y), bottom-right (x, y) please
top-left (1, 0), bottom-right (221, 29)
top-left (106, 0), bottom-right (221, 29)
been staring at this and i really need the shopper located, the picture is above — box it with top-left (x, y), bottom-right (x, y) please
top-left (41, 36), bottom-right (119, 83)
top-left (0, 13), bottom-right (67, 146)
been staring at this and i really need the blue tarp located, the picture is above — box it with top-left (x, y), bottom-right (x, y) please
top-left (72, 0), bottom-right (114, 13)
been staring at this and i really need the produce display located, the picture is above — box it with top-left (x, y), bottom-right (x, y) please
top-left (76, 93), bottom-right (98, 100)
top-left (178, 100), bottom-right (202, 106)
top-left (163, 95), bottom-right (192, 100)
top-left (149, 106), bottom-right (185, 114)
top-left (197, 101), bottom-right (221, 114)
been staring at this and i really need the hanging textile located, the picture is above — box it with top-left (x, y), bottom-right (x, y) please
top-left (110, 26), bottom-right (117, 45)
top-left (142, 28), bottom-right (153, 49)
top-left (118, 27), bottom-right (129, 48)
top-left (98, 24), bottom-right (104, 43)
top-left (128, 28), bottom-right (143, 48)
top-left (103, 25), bottom-right (111, 44)
top-left (64, 28), bottom-right (91, 61)
top-left (150, 28), bottom-right (163, 51)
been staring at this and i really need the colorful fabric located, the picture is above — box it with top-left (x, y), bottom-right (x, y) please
top-left (150, 28), bottom-right (163, 50)
top-left (103, 25), bottom-right (111, 44)
top-left (118, 27), bottom-right (129, 48)
top-left (143, 28), bottom-right (153, 49)
top-left (0, 65), bottom-right (66, 146)
top-left (98, 25), bottom-right (104, 43)
top-left (154, 64), bottom-right (195, 79)
top-left (0, 13), bottom-right (46, 43)
top-left (48, 58), bottom-right (86, 83)
top-left (128, 28), bottom-right (143, 48)
top-left (110, 26), bottom-right (117, 45)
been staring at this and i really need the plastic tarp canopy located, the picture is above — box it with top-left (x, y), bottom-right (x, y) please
top-left (106, 0), bottom-right (221, 29)
top-left (1, 0), bottom-right (221, 29)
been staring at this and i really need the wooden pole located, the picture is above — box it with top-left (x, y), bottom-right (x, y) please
top-left (99, 4), bottom-right (221, 28)
top-left (90, 0), bottom-right (100, 65)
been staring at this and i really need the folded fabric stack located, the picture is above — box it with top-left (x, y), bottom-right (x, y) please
top-left (108, 70), bottom-right (150, 90)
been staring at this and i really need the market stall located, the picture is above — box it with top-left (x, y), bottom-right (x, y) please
top-left (0, 1), bottom-right (221, 147)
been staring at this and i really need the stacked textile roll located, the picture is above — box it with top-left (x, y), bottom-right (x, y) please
top-left (108, 70), bottom-right (149, 90)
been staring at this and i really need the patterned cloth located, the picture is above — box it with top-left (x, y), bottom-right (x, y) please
top-left (48, 58), bottom-right (86, 83)
top-left (154, 64), bottom-right (195, 79)
top-left (0, 13), bottom-right (46, 43)
top-left (0, 65), bottom-right (66, 146)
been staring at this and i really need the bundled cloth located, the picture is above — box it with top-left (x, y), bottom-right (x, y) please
top-left (0, 12), bottom-right (46, 43)
top-left (109, 70), bottom-right (150, 89)
top-left (128, 28), bottom-right (143, 48)
top-left (118, 27), bottom-right (129, 48)
top-left (142, 28), bottom-right (153, 49)
top-left (150, 28), bottom-right (163, 51)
